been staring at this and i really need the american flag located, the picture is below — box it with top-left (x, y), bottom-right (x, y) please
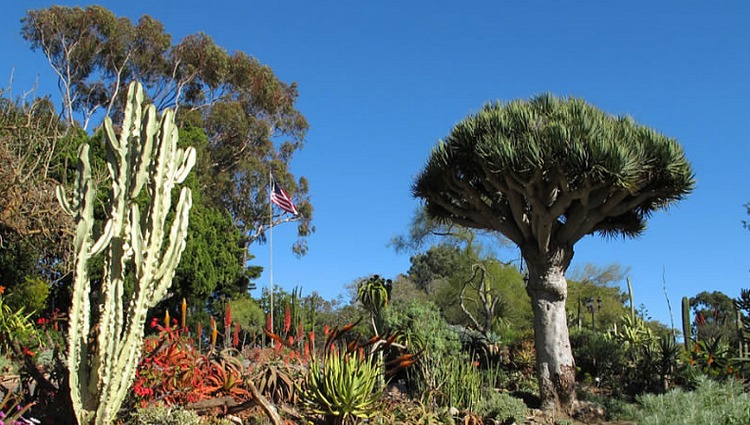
top-left (270, 176), bottom-right (299, 215)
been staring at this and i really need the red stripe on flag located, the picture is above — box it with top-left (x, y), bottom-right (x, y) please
top-left (271, 178), bottom-right (299, 215)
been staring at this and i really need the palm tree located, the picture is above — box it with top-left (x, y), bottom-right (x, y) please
top-left (414, 94), bottom-right (694, 412)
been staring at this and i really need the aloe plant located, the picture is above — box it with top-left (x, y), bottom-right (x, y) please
top-left (300, 349), bottom-right (382, 425)
top-left (57, 81), bottom-right (195, 425)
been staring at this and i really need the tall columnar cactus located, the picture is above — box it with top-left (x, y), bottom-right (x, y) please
top-left (627, 277), bottom-right (635, 321)
top-left (682, 296), bottom-right (692, 351)
top-left (56, 82), bottom-right (195, 425)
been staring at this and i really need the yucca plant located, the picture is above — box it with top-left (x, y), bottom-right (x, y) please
top-left (299, 348), bottom-right (382, 425)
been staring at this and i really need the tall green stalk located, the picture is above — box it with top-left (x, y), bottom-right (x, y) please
top-left (57, 82), bottom-right (195, 425)
top-left (682, 296), bottom-right (692, 351)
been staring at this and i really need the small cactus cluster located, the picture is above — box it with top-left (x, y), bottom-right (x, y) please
top-left (57, 81), bottom-right (195, 425)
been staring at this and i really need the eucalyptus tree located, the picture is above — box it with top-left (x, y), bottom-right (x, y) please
top-left (414, 94), bottom-right (694, 411)
top-left (22, 5), bottom-right (313, 258)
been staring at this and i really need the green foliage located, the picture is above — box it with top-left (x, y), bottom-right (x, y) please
top-left (690, 291), bottom-right (739, 348)
top-left (357, 275), bottom-right (392, 318)
top-left (227, 296), bottom-right (265, 336)
top-left (407, 244), bottom-right (468, 292)
top-left (473, 391), bottom-right (528, 424)
top-left (628, 377), bottom-right (750, 425)
top-left (427, 352), bottom-right (482, 410)
top-left (4, 276), bottom-right (50, 316)
top-left (0, 292), bottom-right (40, 356)
top-left (682, 296), bottom-right (692, 350)
top-left (373, 398), bottom-right (453, 424)
top-left (357, 275), bottom-right (392, 334)
top-left (570, 328), bottom-right (626, 386)
top-left (567, 264), bottom-right (629, 333)
top-left (385, 299), bottom-right (461, 358)
top-left (299, 349), bottom-right (382, 424)
top-left (23, 5), bottom-right (314, 258)
top-left (125, 403), bottom-right (208, 425)
top-left (171, 203), bottom-right (247, 307)
top-left (405, 243), bottom-right (531, 339)
top-left (415, 94), bottom-right (695, 246)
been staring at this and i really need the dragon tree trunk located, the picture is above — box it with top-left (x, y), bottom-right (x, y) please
top-left (525, 248), bottom-right (577, 413)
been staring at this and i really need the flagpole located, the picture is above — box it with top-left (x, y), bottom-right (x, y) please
top-left (269, 170), bottom-right (274, 336)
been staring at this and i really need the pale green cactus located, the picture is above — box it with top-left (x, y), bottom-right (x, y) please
top-left (56, 81), bottom-right (195, 425)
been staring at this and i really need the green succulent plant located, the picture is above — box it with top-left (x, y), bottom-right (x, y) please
top-left (299, 349), bottom-right (382, 425)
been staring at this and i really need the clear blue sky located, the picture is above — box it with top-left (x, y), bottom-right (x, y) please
top-left (2, 2), bottom-right (749, 327)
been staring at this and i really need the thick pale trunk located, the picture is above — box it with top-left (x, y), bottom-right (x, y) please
top-left (526, 262), bottom-right (576, 412)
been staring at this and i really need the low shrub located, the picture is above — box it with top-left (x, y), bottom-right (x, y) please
top-left (125, 403), bottom-right (203, 425)
top-left (473, 391), bottom-right (527, 424)
top-left (628, 376), bottom-right (750, 425)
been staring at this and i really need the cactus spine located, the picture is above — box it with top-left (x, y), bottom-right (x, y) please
top-left (682, 296), bottom-right (692, 350)
top-left (57, 82), bottom-right (195, 425)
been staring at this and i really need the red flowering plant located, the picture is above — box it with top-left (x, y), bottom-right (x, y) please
top-left (133, 304), bottom-right (256, 408)
top-left (132, 315), bottom-right (209, 406)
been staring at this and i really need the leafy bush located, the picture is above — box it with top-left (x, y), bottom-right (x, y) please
top-left (384, 299), bottom-right (461, 357)
top-left (0, 292), bottom-right (40, 355)
top-left (125, 403), bottom-right (203, 425)
top-left (570, 328), bottom-right (626, 386)
top-left (628, 376), bottom-right (750, 425)
top-left (473, 391), bottom-right (527, 423)
top-left (4, 277), bottom-right (49, 317)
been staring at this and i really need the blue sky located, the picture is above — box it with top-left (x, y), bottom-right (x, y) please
top-left (2, 2), bottom-right (749, 327)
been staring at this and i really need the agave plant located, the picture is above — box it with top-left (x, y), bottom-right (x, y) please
top-left (299, 349), bottom-right (382, 425)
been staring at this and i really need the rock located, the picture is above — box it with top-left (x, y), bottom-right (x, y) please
top-left (571, 400), bottom-right (606, 422)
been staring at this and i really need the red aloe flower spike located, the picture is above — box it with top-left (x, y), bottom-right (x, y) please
top-left (232, 322), bottom-right (240, 348)
top-left (283, 304), bottom-right (291, 335)
top-left (224, 303), bottom-right (232, 329)
top-left (164, 310), bottom-right (171, 330)
top-left (266, 313), bottom-right (272, 333)
top-left (297, 321), bottom-right (304, 340)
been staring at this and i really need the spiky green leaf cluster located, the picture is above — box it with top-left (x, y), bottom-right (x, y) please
top-left (414, 94), bottom-right (695, 248)
top-left (300, 350), bottom-right (382, 424)
top-left (357, 275), bottom-right (392, 317)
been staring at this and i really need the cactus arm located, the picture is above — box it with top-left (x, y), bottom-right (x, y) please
top-left (60, 144), bottom-right (97, 425)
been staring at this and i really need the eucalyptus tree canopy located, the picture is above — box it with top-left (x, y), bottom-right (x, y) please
top-left (414, 94), bottom-right (694, 411)
top-left (22, 5), bottom-right (313, 257)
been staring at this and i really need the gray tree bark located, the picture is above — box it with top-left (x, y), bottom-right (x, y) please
top-left (526, 255), bottom-right (576, 412)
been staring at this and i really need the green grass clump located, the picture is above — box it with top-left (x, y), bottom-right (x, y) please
top-left (629, 376), bottom-right (750, 425)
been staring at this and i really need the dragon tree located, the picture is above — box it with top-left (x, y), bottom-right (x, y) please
top-left (414, 94), bottom-right (694, 412)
